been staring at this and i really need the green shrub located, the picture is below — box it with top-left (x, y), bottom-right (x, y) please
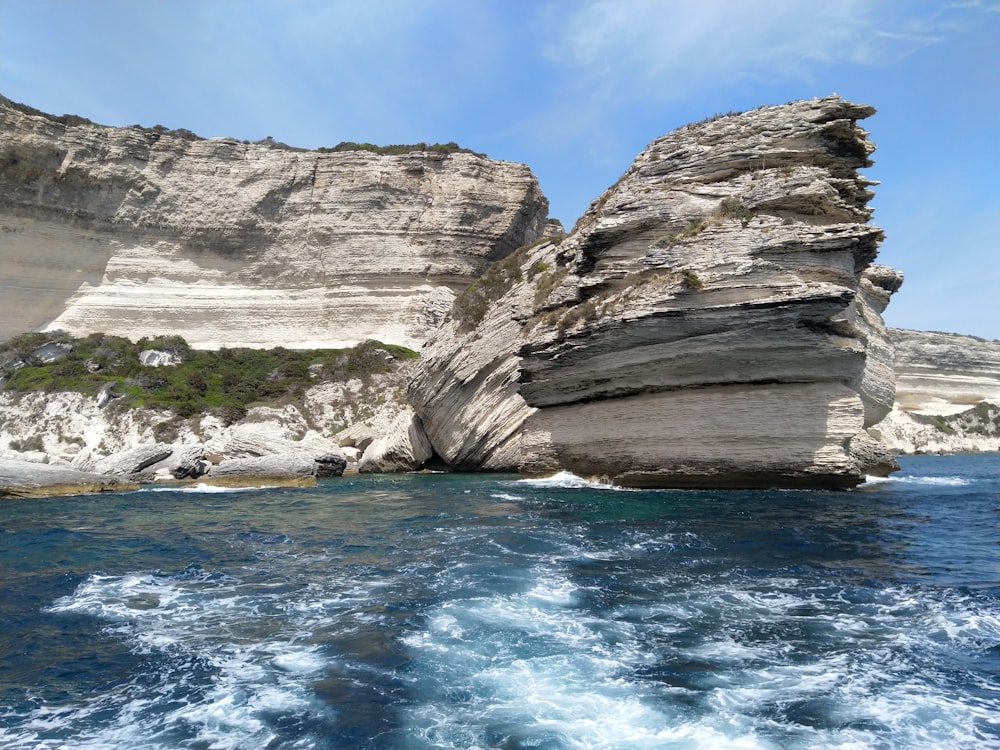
top-left (680, 218), bottom-right (710, 238)
top-left (316, 141), bottom-right (485, 158)
top-left (680, 269), bottom-right (704, 290)
top-left (0, 334), bottom-right (416, 421)
top-left (716, 197), bottom-right (754, 221)
top-left (527, 260), bottom-right (551, 280)
top-left (533, 266), bottom-right (570, 307)
top-left (451, 254), bottom-right (524, 331)
top-left (9, 435), bottom-right (44, 452)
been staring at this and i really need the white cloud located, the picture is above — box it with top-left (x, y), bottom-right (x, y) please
top-left (543, 0), bottom-right (944, 93)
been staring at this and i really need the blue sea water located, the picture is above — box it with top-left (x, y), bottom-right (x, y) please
top-left (1, 453), bottom-right (997, 749)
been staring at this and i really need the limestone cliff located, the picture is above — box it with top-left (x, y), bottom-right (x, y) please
top-left (0, 97), bottom-right (548, 349)
top-left (389, 97), bottom-right (903, 488)
top-left (871, 329), bottom-right (1000, 453)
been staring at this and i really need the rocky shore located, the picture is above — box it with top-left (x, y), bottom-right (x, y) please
top-left (0, 458), bottom-right (137, 499)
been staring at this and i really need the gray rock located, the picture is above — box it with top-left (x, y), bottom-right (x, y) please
top-left (204, 453), bottom-right (317, 487)
top-left (96, 381), bottom-right (122, 409)
top-left (139, 349), bottom-right (183, 367)
top-left (0, 458), bottom-right (138, 498)
top-left (93, 444), bottom-right (174, 476)
top-left (336, 424), bottom-right (378, 452)
top-left (405, 96), bottom-right (903, 488)
top-left (0, 449), bottom-right (48, 464)
top-left (33, 341), bottom-right (73, 363)
top-left (314, 452), bottom-right (347, 477)
top-left (358, 410), bottom-right (434, 473)
top-left (169, 445), bottom-right (212, 480)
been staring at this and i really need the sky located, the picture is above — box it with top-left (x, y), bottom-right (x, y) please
top-left (1, 0), bottom-right (997, 339)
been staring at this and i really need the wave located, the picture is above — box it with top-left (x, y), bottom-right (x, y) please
top-left (517, 470), bottom-right (632, 491)
top-left (28, 567), bottom-right (340, 750)
top-left (144, 482), bottom-right (273, 493)
top-left (864, 474), bottom-right (972, 487)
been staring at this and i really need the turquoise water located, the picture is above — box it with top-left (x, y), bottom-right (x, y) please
top-left (1, 454), bottom-right (997, 749)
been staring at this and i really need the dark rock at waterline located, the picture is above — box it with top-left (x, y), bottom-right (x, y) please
top-left (170, 445), bottom-right (212, 480)
top-left (314, 452), bottom-right (348, 478)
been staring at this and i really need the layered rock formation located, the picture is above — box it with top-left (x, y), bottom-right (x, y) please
top-left (384, 96), bottom-right (903, 487)
top-left (0, 458), bottom-right (137, 498)
top-left (0, 97), bottom-right (548, 349)
top-left (890, 329), bottom-right (1000, 414)
top-left (872, 329), bottom-right (1000, 453)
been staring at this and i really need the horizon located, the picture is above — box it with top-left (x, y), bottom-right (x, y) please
top-left (1, 0), bottom-right (997, 340)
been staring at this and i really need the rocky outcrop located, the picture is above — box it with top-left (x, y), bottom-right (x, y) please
top-left (358, 409), bottom-right (435, 473)
top-left (0, 457), bottom-right (138, 498)
top-left (401, 96), bottom-right (903, 487)
top-left (92, 443), bottom-right (173, 477)
top-left (201, 453), bottom-right (320, 488)
top-left (871, 329), bottom-right (1000, 453)
top-left (0, 388), bottom-right (375, 486)
top-left (0, 97), bottom-right (548, 349)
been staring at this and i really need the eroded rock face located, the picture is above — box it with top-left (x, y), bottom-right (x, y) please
top-left (889, 329), bottom-right (1000, 415)
top-left (871, 329), bottom-right (1000, 454)
top-left (0, 97), bottom-right (548, 349)
top-left (404, 96), bottom-right (902, 487)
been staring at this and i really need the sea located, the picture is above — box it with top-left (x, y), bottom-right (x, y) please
top-left (1, 453), bottom-right (997, 750)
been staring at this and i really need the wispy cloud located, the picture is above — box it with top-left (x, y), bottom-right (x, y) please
top-left (541, 0), bottom-right (959, 98)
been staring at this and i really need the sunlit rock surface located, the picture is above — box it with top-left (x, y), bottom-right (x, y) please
top-left (871, 329), bottom-right (1000, 454)
top-left (0, 97), bottom-right (548, 349)
top-left (395, 96), bottom-right (903, 487)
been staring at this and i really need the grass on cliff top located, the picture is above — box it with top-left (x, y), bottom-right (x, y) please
top-left (3, 97), bottom-right (486, 157)
top-left (0, 332), bottom-right (417, 424)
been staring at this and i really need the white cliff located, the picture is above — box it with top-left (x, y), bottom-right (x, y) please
top-left (0, 97), bottom-right (548, 350)
top-left (870, 329), bottom-right (1000, 454)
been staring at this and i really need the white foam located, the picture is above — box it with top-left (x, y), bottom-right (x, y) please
top-left (144, 482), bottom-right (272, 493)
top-left (488, 491), bottom-right (525, 501)
top-left (517, 470), bottom-right (632, 491)
top-left (35, 568), bottom-right (338, 750)
top-left (888, 475), bottom-right (971, 486)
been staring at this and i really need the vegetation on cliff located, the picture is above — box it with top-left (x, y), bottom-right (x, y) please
top-left (0, 332), bottom-right (417, 424)
top-left (2, 96), bottom-right (485, 156)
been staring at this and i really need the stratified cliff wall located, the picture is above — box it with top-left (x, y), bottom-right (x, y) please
top-left (871, 329), bottom-right (1000, 453)
top-left (0, 97), bottom-right (548, 349)
top-left (394, 96), bottom-right (903, 488)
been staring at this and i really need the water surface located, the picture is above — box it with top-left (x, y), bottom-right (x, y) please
top-left (1, 454), bottom-right (997, 748)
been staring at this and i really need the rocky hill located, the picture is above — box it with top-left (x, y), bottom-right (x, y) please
top-left (0, 96), bottom-right (548, 349)
top-left (367, 96), bottom-right (905, 488)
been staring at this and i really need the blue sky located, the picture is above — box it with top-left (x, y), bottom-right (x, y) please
top-left (2, 0), bottom-right (997, 339)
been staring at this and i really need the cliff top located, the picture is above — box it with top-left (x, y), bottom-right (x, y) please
top-left (0, 93), bottom-right (488, 159)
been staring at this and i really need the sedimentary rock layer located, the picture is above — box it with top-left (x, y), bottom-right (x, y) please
top-left (0, 97), bottom-right (548, 348)
top-left (397, 96), bottom-right (902, 487)
top-left (0, 458), bottom-right (137, 498)
top-left (872, 329), bottom-right (1000, 454)
top-left (889, 329), bottom-right (1000, 415)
